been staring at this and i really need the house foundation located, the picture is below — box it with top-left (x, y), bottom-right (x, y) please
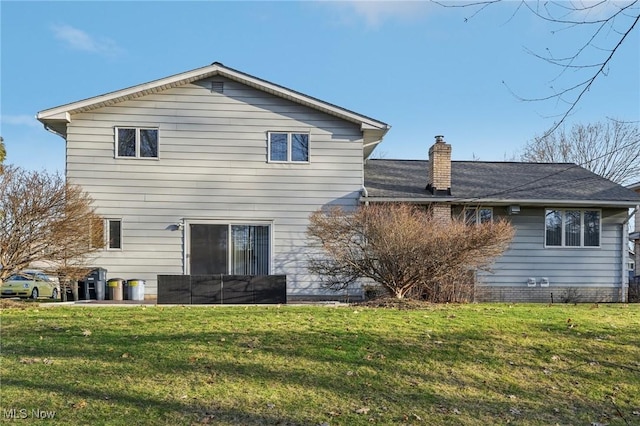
top-left (474, 285), bottom-right (623, 303)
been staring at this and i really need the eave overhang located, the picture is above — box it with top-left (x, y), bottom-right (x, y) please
top-left (37, 62), bottom-right (390, 142)
top-left (359, 196), bottom-right (640, 209)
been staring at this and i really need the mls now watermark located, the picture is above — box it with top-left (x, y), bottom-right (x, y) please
top-left (3, 408), bottom-right (56, 420)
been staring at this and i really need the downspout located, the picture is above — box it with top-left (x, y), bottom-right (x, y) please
top-left (361, 185), bottom-right (369, 206)
top-left (361, 153), bottom-right (369, 206)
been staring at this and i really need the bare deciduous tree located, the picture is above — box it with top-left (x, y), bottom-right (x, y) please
top-left (435, 1), bottom-right (640, 134)
top-left (521, 119), bottom-right (640, 184)
top-left (307, 204), bottom-right (514, 302)
top-left (0, 137), bottom-right (6, 166)
top-left (0, 166), bottom-right (104, 297)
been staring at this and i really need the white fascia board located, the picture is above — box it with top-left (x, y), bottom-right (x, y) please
top-left (361, 123), bottom-right (388, 131)
top-left (453, 198), bottom-right (640, 207)
top-left (37, 63), bottom-right (390, 134)
top-left (220, 67), bottom-right (389, 131)
top-left (359, 197), bottom-right (640, 208)
top-left (38, 111), bottom-right (70, 122)
top-left (37, 64), bottom-right (222, 121)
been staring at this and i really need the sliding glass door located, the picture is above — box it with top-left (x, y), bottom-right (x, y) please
top-left (190, 224), bottom-right (270, 275)
top-left (231, 225), bottom-right (270, 275)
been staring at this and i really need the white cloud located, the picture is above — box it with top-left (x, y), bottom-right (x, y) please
top-left (1, 115), bottom-right (41, 128)
top-left (320, 1), bottom-right (433, 28)
top-left (51, 24), bottom-right (123, 56)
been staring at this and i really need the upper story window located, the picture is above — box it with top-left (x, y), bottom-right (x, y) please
top-left (268, 132), bottom-right (309, 163)
top-left (116, 127), bottom-right (158, 158)
top-left (545, 209), bottom-right (600, 247)
top-left (464, 207), bottom-right (493, 225)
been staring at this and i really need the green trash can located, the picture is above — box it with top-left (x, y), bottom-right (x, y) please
top-left (107, 278), bottom-right (124, 301)
top-left (126, 279), bottom-right (145, 301)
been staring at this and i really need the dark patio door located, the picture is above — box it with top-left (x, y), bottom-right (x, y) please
top-left (189, 224), bottom-right (228, 275)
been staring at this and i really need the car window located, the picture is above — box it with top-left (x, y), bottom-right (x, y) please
top-left (8, 275), bottom-right (31, 281)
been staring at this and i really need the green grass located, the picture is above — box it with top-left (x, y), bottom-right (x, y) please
top-left (1, 302), bottom-right (639, 425)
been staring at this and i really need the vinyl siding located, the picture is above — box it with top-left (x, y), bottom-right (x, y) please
top-left (478, 207), bottom-right (625, 287)
top-left (65, 77), bottom-right (364, 297)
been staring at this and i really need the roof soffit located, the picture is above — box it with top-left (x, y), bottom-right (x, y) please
top-left (37, 63), bottom-right (390, 133)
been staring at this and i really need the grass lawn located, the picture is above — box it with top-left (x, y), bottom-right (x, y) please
top-left (1, 301), bottom-right (639, 425)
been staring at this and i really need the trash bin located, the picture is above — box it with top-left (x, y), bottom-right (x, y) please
top-left (86, 268), bottom-right (107, 301)
top-left (126, 279), bottom-right (145, 301)
top-left (78, 280), bottom-right (88, 300)
top-left (63, 285), bottom-right (74, 302)
top-left (107, 278), bottom-right (124, 301)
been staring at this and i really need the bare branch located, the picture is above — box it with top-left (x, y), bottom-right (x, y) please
top-left (521, 119), bottom-right (640, 184)
top-left (307, 204), bottom-right (514, 301)
top-left (433, 0), bottom-right (640, 135)
top-left (0, 166), bottom-right (104, 285)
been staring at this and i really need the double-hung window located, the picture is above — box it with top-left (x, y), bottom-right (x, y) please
top-left (464, 207), bottom-right (493, 225)
top-left (268, 132), bottom-right (309, 163)
top-left (116, 127), bottom-right (159, 158)
top-left (545, 209), bottom-right (600, 247)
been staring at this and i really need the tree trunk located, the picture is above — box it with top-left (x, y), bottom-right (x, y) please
top-left (71, 281), bottom-right (79, 301)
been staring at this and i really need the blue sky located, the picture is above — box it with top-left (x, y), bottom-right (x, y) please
top-left (1, 1), bottom-right (639, 173)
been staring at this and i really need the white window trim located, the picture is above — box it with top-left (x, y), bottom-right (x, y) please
top-left (544, 208), bottom-right (602, 248)
top-left (183, 219), bottom-right (274, 275)
top-left (106, 218), bottom-right (123, 251)
top-left (115, 127), bottom-right (160, 159)
top-left (267, 131), bottom-right (310, 163)
top-left (463, 207), bottom-right (493, 224)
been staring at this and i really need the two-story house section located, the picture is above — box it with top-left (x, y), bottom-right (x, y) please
top-left (37, 62), bottom-right (390, 301)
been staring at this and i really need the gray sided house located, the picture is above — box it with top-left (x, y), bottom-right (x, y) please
top-left (37, 63), bottom-right (640, 303)
top-left (37, 62), bottom-right (390, 301)
top-left (364, 139), bottom-right (640, 303)
top-left (629, 181), bottom-right (640, 279)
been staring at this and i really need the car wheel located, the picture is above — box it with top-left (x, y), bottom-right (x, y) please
top-left (51, 288), bottom-right (59, 300)
top-left (31, 287), bottom-right (39, 299)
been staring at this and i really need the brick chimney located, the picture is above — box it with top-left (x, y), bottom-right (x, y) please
top-left (426, 135), bottom-right (452, 195)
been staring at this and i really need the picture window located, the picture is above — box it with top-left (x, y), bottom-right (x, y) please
top-left (545, 209), bottom-right (600, 247)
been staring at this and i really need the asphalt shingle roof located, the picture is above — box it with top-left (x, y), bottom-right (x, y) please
top-left (364, 159), bottom-right (640, 204)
